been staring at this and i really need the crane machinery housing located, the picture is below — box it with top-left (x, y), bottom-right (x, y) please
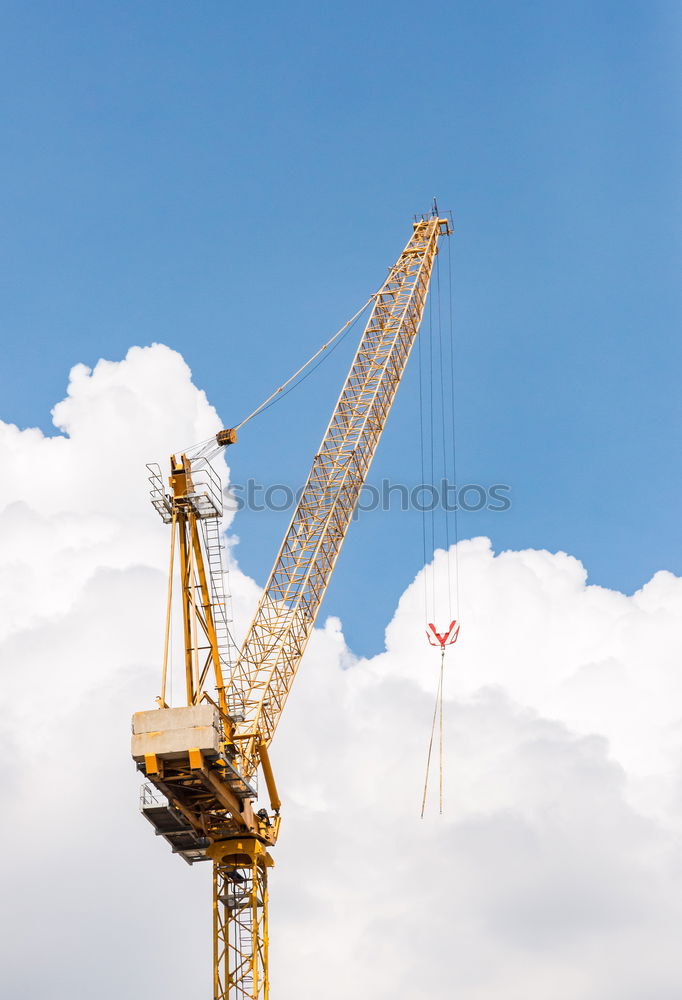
top-left (131, 210), bottom-right (453, 999)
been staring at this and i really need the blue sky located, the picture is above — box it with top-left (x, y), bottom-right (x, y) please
top-left (1, 0), bottom-right (680, 653)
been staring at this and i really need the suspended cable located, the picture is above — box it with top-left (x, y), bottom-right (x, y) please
top-left (234, 291), bottom-right (378, 431)
top-left (169, 601), bottom-right (174, 708)
top-left (417, 308), bottom-right (429, 627)
top-left (427, 287), bottom-right (436, 617)
top-left (439, 646), bottom-right (444, 816)
top-left (447, 237), bottom-right (461, 619)
top-left (436, 251), bottom-right (453, 623)
top-left (178, 434), bottom-right (215, 459)
top-left (419, 231), bottom-right (462, 818)
top-left (247, 308), bottom-right (362, 423)
top-left (421, 647), bottom-right (445, 818)
top-left (160, 516), bottom-right (176, 708)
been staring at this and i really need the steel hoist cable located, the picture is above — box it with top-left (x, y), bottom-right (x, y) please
top-left (420, 239), bottom-right (462, 816)
top-left (234, 292), bottom-right (379, 431)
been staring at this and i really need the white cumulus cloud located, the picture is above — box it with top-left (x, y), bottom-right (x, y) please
top-left (0, 344), bottom-right (680, 1000)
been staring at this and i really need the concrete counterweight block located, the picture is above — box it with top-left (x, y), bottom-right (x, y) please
top-left (131, 704), bottom-right (221, 762)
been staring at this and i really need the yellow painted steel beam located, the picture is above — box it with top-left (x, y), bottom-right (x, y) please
top-left (231, 215), bottom-right (450, 777)
top-left (212, 842), bottom-right (271, 1000)
top-left (258, 742), bottom-right (281, 815)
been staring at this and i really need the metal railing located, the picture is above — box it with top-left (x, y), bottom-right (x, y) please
top-left (186, 457), bottom-right (223, 519)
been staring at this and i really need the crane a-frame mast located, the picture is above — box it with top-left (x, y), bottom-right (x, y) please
top-left (132, 212), bottom-right (452, 1000)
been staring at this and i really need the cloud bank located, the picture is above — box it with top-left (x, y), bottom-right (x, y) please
top-left (1, 345), bottom-right (680, 999)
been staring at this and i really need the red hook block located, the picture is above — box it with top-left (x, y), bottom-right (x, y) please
top-left (426, 620), bottom-right (460, 648)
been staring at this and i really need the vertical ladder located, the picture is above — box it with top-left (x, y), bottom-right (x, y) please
top-left (201, 516), bottom-right (243, 719)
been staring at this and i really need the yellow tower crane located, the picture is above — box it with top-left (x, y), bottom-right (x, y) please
top-left (132, 210), bottom-right (453, 999)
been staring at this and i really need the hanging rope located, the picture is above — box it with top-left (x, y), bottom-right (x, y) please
top-left (439, 647), bottom-right (444, 815)
top-left (421, 647), bottom-right (445, 817)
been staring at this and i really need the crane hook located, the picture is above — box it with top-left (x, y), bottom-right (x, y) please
top-left (426, 620), bottom-right (460, 648)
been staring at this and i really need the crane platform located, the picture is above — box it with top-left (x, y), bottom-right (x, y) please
top-left (139, 784), bottom-right (210, 864)
top-left (132, 704), bottom-right (267, 848)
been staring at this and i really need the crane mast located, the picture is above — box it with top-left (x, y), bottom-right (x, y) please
top-left (132, 212), bottom-right (452, 1000)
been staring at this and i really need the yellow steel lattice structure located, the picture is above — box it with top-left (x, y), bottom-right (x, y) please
top-left (134, 212), bottom-right (452, 1000)
top-left (232, 214), bottom-right (451, 779)
top-left (213, 840), bottom-right (270, 1000)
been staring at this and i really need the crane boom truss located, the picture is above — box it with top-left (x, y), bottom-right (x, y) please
top-left (231, 215), bottom-right (451, 776)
